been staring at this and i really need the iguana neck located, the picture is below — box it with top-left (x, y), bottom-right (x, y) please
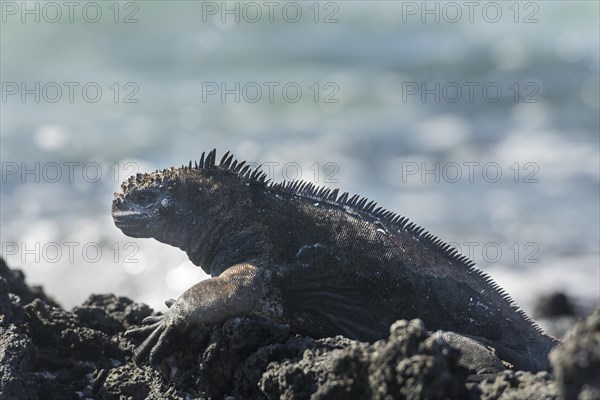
top-left (182, 210), bottom-right (266, 276)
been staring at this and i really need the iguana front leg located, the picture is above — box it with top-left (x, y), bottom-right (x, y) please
top-left (125, 263), bottom-right (264, 365)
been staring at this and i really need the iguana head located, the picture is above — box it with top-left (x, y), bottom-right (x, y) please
top-left (112, 166), bottom-right (188, 242)
top-left (112, 149), bottom-right (267, 269)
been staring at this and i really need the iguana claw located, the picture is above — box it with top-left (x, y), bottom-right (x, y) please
top-left (125, 300), bottom-right (179, 366)
top-left (124, 265), bottom-right (263, 366)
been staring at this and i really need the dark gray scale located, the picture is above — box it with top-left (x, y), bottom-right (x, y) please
top-left (113, 149), bottom-right (560, 372)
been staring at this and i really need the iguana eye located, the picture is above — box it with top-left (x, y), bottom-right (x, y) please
top-left (133, 192), bottom-right (155, 204)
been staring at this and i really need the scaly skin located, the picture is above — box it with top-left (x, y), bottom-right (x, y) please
top-left (112, 149), bottom-right (559, 371)
top-left (124, 263), bottom-right (263, 364)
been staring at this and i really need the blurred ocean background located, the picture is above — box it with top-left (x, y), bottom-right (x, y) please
top-left (1, 1), bottom-right (598, 319)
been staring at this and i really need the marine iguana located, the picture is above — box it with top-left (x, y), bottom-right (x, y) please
top-left (112, 149), bottom-right (559, 372)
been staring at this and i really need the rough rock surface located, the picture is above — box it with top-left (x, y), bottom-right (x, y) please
top-left (0, 258), bottom-right (598, 399)
top-left (534, 292), bottom-right (577, 319)
top-left (550, 308), bottom-right (600, 400)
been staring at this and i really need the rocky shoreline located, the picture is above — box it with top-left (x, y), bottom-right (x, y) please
top-left (1, 258), bottom-right (598, 400)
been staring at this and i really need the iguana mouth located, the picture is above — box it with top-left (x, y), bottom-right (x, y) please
top-left (112, 209), bottom-right (149, 224)
top-left (112, 210), bottom-right (145, 219)
top-left (111, 207), bottom-right (151, 236)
